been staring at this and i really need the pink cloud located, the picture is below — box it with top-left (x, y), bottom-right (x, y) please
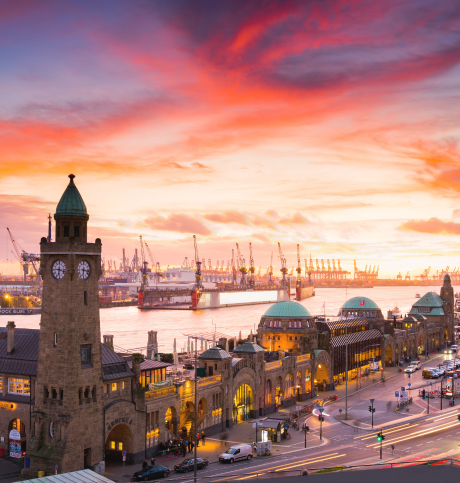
top-left (398, 218), bottom-right (460, 235)
top-left (144, 214), bottom-right (211, 235)
top-left (203, 211), bottom-right (248, 225)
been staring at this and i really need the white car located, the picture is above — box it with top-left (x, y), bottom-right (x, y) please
top-left (411, 361), bottom-right (421, 370)
top-left (219, 444), bottom-right (253, 463)
top-left (404, 365), bottom-right (416, 373)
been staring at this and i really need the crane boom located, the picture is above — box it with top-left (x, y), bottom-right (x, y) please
top-left (193, 235), bottom-right (202, 289)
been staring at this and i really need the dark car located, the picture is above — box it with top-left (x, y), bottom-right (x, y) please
top-left (174, 458), bottom-right (209, 472)
top-left (133, 465), bottom-right (171, 481)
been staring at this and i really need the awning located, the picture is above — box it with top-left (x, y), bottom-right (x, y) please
top-left (14, 469), bottom-right (114, 482)
top-left (258, 419), bottom-right (282, 429)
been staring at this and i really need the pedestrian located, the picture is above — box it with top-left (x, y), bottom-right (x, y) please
top-left (201, 430), bottom-right (206, 446)
top-left (150, 457), bottom-right (156, 466)
top-left (196, 432), bottom-right (200, 447)
top-left (142, 460), bottom-right (148, 469)
top-left (182, 440), bottom-right (187, 457)
top-left (189, 441), bottom-right (195, 454)
top-left (187, 439), bottom-right (191, 454)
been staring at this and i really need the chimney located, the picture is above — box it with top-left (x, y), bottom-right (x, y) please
top-left (103, 334), bottom-right (114, 349)
top-left (7, 321), bottom-right (15, 355)
top-left (147, 330), bottom-right (158, 360)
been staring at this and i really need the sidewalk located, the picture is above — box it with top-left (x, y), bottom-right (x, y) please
top-left (104, 413), bottom-right (326, 482)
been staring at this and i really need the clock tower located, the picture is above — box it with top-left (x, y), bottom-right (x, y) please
top-left (27, 174), bottom-right (105, 475)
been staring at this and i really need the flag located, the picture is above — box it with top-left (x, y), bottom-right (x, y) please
top-left (360, 300), bottom-right (365, 306)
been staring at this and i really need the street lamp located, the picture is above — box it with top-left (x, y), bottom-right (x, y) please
top-left (186, 335), bottom-right (205, 483)
top-left (318, 407), bottom-right (325, 440)
top-left (301, 423), bottom-right (310, 448)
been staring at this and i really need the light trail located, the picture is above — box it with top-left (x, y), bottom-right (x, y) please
top-left (354, 423), bottom-right (411, 439)
top-left (357, 423), bottom-right (414, 440)
top-left (235, 453), bottom-right (346, 480)
top-left (366, 420), bottom-right (458, 448)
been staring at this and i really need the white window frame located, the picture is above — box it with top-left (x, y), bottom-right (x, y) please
top-left (8, 377), bottom-right (30, 395)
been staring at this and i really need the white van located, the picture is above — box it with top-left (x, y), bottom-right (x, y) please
top-left (451, 345), bottom-right (458, 352)
top-left (219, 444), bottom-right (253, 463)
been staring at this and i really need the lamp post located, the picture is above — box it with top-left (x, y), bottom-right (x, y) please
top-left (318, 407), bottom-right (324, 440)
top-left (187, 335), bottom-right (205, 483)
top-left (369, 399), bottom-right (375, 428)
top-left (302, 423), bottom-right (309, 448)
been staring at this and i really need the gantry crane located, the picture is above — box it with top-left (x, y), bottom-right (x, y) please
top-left (139, 236), bottom-right (149, 290)
top-left (296, 244), bottom-right (302, 288)
top-left (193, 235), bottom-right (203, 289)
top-left (278, 242), bottom-right (288, 289)
top-left (248, 242), bottom-right (255, 288)
top-left (144, 241), bottom-right (157, 270)
top-left (236, 243), bottom-right (247, 287)
top-left (7, 227), bottom-right (40, 283)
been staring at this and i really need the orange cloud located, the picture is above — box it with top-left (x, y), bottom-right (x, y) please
top-left (144, 214), bottom-right (211, 236)
top-left (278, 213), bottom-right (308, 226)
top-left (251, 216), bottom-right (276, 230)
top-left (398, 218), bottom-right (460, 235)
top-left (203, 211), bottom-right (248, 225)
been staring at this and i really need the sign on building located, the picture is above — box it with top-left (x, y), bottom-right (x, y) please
top-left (9, 429), bottom-right (21, 458)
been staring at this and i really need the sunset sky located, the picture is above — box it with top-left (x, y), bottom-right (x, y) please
top-left (2, 0), bottom-right (460, 278)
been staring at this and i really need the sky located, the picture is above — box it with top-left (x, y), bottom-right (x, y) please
top-left (1, 0), bottom-right (460, 278)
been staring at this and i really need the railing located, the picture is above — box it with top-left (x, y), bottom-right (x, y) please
top-left (198, 374), bottom-right (222, 386)
top-left (296, 354), bottom-right (311, 363)
top-left (145, 386), bottom-right (176, 400)
top-left (265, 360), bottom-right (282, 371)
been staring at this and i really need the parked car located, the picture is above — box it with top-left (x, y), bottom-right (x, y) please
top-left (133, 465), bottom-right (171, 481)
top-left (404, 365), bottom-right (416, 373)
top-left (174, 458), bottom-right (209, 472)
top-left (423, 369), bottom-right (438, 379)
top-left (219, 444), bottom-right (253, 463)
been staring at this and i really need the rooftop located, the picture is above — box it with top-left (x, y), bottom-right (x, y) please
top-left (233, 341), bottom-right (265, 353)
top-left (55, 174), bottom-right (88, 217)
top-left (411, 292), bottom-right (444, 308)
top-left (262, 301), bottom-right (312, 319)
top-left (341, 296), bottom-right (380, 310)
top-left (198, 346), bottom-right (232, 360)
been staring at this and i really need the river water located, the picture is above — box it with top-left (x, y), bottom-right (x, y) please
top-left (1, 286), bottom-right (447, 353)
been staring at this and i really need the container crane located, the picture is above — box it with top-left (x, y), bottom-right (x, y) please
top-left (193, 235), bottom-right (203, 289)
top-left (278, 242), bottom-right (288, 289)
top-left (139, 236), bottom-right (149, 291)
top-left (236, 243), bottom-right (247, 287)
top-left (7, 228), bottom-right (40, 283)
top-left (248, 242), bottom-right (255, 288)
top-left (144, 241), bottom-right (157, 270)
top-left (296, 244), bottom-right (302, 288)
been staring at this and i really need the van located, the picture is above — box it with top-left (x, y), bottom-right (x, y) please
top-left (219, 444), bottom-right (253, 463)
top-left (451, 345), bottom-right (458, 352)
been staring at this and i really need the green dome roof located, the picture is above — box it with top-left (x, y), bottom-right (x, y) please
top-left (262, 301), bottom-right (312, 319)
top-left (444, 273), bottom-right (451, 282)
top-left (341, 296), bottom-right (380, 310)
top-left (55, 174), bottom-right (87, 217)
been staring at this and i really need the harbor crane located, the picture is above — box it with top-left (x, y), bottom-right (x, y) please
top-left (268, 252), bottom-right (273, 283)
top-left (278, 242), bottom-right (288, 289)
top-left (248, 242), bottom-right (255, 288)
top-left (231, 249), bottom-right (237, 287)
top-left (236, 243), bottom-right (247, 287)
top-left (193, 235), bottom-right (203, 289)
top-left (144, 241), bottom-right (157, 270)
top-left (296, 244), bottom-right (302, 288)
top-left (139, 236), bottom-right (149, 290)
top-left (7, 227), bottom-right (40, 283)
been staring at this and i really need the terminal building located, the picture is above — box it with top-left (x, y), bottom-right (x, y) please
top-left (0, 175), bottom-right (456, 477)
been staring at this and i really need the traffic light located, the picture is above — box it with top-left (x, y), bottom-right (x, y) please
top-left (302, 425), bottom-right (310, 433)
top-left (368, 406), bottom-right (372, 412)
top-left (318, 416), bottom-right (324, 422)
top-left (457, 414), bottom-right (460, 422)
top-left (376, 432), bottom-right (385, 442)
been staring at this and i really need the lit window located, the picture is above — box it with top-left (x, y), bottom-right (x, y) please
top-left (118, 442), bottom-right (123, 451)
top-left (112, 382), bottom-right (119, 392)
top-left (103, 384), bottom-right (107, 394)
top-left (8, 378), bottom-right (30, 395)
top-left (0, 377), bottom-right (3, 391)
top-left (293, 321), bottom-right (297, 328)
top-left (289, 321), bottom-right (292, 328)
top-left (122, 381), bottom-right (126, 390)
top-left (269, 321), bottom-right (273, 327)
top-left (110, 441), bottom-right (115, 450)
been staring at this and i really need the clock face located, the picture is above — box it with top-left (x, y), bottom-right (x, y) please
top-left (78, 260), bottom-right (90, 280)
top-left (52, 260), bottom-right (66, 280)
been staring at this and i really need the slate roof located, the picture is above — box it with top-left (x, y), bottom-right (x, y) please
top-left (0, 327), bottom-right (40, 376)
top-left (341, 297), bottom-right (380, 310)
top-left (127, 358), bottom-right (171, 371)
top-left (0, 328), bottom-right (134, 380)
top-left (198, 346), bottom-right (232, 360)
top-left (233, 341), bottom-right (265, 353)
top-left (316, 317), bottom-right (368, 331)
top-left (331, 329), bottom-right (382, 348)
top-left (262, 301), bottom-right (312, 319)
top-left (55, 174), bottom-right (87, 217)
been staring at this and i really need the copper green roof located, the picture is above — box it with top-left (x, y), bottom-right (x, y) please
top-left (198, 346), bottom-right (232, 360)
top-left (341, 296), bottom-right (380, 310)
top-left (55, 174), bottom-right (87, 217)
top-left (408, 292), bottom-right (445, 316)
top-left (262, 301), bottom-right (312, 319)
top-left (444, 273), bottom-right (451, 282)
top-left (233, 341), bottom-right (265, 353)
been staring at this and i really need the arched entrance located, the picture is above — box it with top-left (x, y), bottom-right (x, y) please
top-left (179, 401), bottom-right (194, 438)
top-left (8, 418), bottom-right (26, 458)
top-left (275, 376), bottom-right (283, 406)
top-left (265, 379), bottom-right (272, 406)
top-left (106, 424), bottom-right (132, 462)
top-left (165, 406), bottom-right (177, 433)
top-left (284, 373), bottom-right (294, 399)
top-left (295, 371), bottom-right (302, 401)
top-left (305, 369), bottom-right (312, 394)
top-left (233, 384), bottom-right (253, 423)
top-left (385, 344), bottom-right (393, 366)
top-left (314, 363), bottom-right (329, 392)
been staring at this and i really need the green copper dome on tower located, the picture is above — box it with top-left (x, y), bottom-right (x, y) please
top-left (55, 174), bottom-right (87, 217)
